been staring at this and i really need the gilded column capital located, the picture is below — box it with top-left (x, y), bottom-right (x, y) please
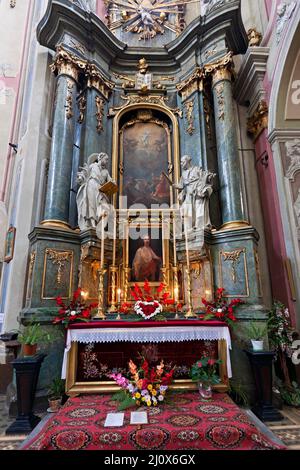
top-left (86, 64), bottom-right (115, 99)
top-left (247, 100), bottom-right (268, 141)
top-left (176, 68), bottom-right (204, 101)
top-left (50, 45), bottom-right (88, 82)
top-left (205, 52), bottom-right (234, 87)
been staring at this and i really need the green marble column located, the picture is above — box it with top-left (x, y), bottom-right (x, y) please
top-left (42, 50), bottom-right (87, 228)
top-left (211, 65), bottom-right (247, 228)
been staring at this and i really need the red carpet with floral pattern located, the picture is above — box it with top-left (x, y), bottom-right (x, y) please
top-left (23, 392), bottom-right (285, 451)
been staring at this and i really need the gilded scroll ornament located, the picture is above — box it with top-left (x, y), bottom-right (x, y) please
top-left (77, 94), bottom-right (86, 124)
top-left (184, 98), bottom-right (195, 136)
top-left (95, 96), bottom-right (105, 133)
top-left (45, 248), bottom-right (72, 285)
top-left (247, 100), bottom-right (268, 141)
top-left (221, 249), bottom-right (246, 284)
top-left (109, 94), bottom-right (183, 117)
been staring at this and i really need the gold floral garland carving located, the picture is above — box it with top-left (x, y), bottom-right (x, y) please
top-left (221, 248), bottom-right (246, 284)
top-left (46, 248), bottom-right (72, 285)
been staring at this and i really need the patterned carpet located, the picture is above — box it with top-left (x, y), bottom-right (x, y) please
top-left (21, 392), bottom-right (285, 450)
top-left (1, 393), bottom-right (299, 450)
top-left (266, 406), bottom-right (300, 450)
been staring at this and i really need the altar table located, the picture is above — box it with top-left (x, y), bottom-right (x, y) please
top-left (62, 321), bottom-right (232, 395)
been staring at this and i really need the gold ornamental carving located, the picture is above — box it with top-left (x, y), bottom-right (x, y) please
top-left (28, 251), bottom-right (36, 279)
top-left (77, 94), bottom-right (87, 124)
top-left (10, 0), bottom-right (16, 7)
top-left (86, 63), bottom-right (114, 99)
top-left (104, 0), bottom-right (190, 41)
top-left (50, 45), bottom-right (88, 82)
top-left (109, 94), bottom-right (183, 118)
top-left (248, 28), bottom-right (262, 47)
top-left (205, 52), bottom-right (234, 86)
top-left (45, 248), bottom-right (72, 285)
top-left (247, 100), bottom-right (268, 142)
top-left (65, 80), bottom-right (74, 120)
top-left (184, 98), bottom-right (195, 135)
top-left (215, 82), bottom-right (225, 121)
top-left (95, 96), bottom-right (105, 133)
top-left (221, 248), bottom-right (246, 284)
top-left (176, 68), bottom-right (203, 101)
top-left (203, 96), bottom-right (212, 139)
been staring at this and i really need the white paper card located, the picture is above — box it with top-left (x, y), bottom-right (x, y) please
top-left (130, 411), bottom-right (148, 425)
top-left (104, 413), bottom-right (124, 427)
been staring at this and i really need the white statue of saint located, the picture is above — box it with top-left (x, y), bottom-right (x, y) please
top-left (174, 155), bottom-right (215, 232)
top-left (76, 152), bottom-right (115, 234)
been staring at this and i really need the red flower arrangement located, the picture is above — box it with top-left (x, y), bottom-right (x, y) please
top-left (201, 287), bottom-right (244, 327)
top-left (121, 281), bottom-right (182, 320)
top-left (53, 288), bottom-right (97, 327)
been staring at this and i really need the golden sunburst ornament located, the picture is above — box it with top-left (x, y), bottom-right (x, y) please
top-left (105, 0), bottom-right (198, 40)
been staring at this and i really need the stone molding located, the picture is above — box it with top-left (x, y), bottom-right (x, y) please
top-left (233, 47), bottom-right (269, 116)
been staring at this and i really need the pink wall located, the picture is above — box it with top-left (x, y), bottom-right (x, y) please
top-left (255, 131), bottom-right (296, 324)
top-left (97, 0), bottom-right (106, 21)
top-left (0, 0), bottom-right (33, 203)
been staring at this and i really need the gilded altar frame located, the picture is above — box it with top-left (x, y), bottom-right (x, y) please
top-left (111, 101), bottom-right (181, 297)
top-left (65, 339), bottom-right (229, 396)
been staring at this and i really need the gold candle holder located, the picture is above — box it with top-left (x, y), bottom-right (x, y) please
top-left (124, 267), bottom-right (130, 302)
top-left (116, 289), bottom-right (122, 320)
top-left (108, 266), bottom-right (118, 313)
top-left (94, 268), bottom-right (107, 320)
top-left (184, 219), bottom-right (196, 319)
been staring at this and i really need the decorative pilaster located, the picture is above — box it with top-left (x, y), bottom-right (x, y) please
top-left (207, 53), bottom-right (248, 228)
top-left (81, 64), bottom-right (114, 160)
top-left (42, 47), bottom-right (88, 228)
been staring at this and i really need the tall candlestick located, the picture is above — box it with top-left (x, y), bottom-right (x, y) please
top-left (112, 209), bottom-right (117, 266)
top-left (184, 217), bottom-right (196, 318)
top-left (94, 216), bottom-right (106, 319)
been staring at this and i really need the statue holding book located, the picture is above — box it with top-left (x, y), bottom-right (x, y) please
top-left (76, 152), bottom-right (117, 234)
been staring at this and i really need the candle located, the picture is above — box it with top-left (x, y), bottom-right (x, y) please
top-left (174, 286), bottom-right (179, 303)
top-left (117, 288), bottom-right (122, 304)
top-left (112, 210), bottom-right (117, 266)
top-left (100, 218), bottom-right (105, 269)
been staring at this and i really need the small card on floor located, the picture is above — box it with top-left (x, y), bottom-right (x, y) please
top-left (104, 412), bottom-right (124, 427)
top-left (130, 411), bottom-right (148, 425)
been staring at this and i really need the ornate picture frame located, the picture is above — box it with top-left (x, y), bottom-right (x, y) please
top-left (4, 226), bottom-right (16, 263)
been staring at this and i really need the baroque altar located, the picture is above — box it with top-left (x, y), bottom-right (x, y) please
top-left (21, 0), bottom-right (267, 393)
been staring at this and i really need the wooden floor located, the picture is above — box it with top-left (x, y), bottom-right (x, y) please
top-left (265, 406), bottom-right (300, 450)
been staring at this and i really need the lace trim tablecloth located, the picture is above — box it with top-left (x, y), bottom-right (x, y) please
top-left (62, 325), bottom-right (232, 378)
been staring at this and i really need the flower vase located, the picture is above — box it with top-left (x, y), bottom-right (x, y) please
top-left (198, 382), bottom-right (212, 400)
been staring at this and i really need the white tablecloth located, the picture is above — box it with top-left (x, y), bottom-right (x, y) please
top-left (62, 325), bottom-right (232, 379)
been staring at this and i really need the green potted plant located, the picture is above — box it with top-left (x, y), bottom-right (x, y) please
top-left (18, 323), bottom-right (53, 357)
top-left (244, 322), bottom-right (267, 351)
top-left (190, 356), bottom-right (222, 399)
top-left (47, 378), bottom-right (65, 413)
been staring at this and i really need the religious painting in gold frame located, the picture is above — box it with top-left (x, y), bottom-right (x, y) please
top-left (121, 219), bottom-right (170, 297)
top-left (118, 110), bottom-right (174, 209)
